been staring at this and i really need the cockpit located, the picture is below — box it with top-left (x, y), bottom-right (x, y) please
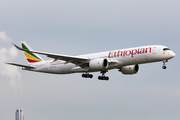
top-left (163, 48), bottom-right (171, 51)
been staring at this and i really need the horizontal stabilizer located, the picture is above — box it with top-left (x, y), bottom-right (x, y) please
top-left (6, 63), bottom-right (35, 69)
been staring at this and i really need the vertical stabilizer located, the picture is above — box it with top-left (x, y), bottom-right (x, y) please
top-left (21, 41), bottom-right (44, 64)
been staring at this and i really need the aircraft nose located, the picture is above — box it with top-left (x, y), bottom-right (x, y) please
top-left (170, 51), bottom-right (176, 58)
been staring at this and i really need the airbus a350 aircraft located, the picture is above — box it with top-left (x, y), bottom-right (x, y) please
top-left (7, 41), bottom-right (175, 80)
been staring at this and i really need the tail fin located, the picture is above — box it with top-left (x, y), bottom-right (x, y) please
top-left (21, 41), bottom-right (44, 64)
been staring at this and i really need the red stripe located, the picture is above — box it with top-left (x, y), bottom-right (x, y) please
top-left (27, 58), bottom-right (40, 63)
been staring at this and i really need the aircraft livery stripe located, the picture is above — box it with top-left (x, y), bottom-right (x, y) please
top-left (27, 58), bottom-right (40, 63)
top-left (24, 52), bottom-right (42, 62)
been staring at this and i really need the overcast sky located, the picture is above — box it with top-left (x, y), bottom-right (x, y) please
top-left (0, 0), bottom-right (180, 120)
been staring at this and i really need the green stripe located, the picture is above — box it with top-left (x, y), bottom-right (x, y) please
top-left (22, 43), bottom-right (42, 60)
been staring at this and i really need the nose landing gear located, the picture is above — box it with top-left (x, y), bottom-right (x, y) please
top-left (162, 60), bottom-right (168, 69)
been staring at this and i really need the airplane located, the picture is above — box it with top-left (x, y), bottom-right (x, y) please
top-left (7, 41), bottom-right (175, 80)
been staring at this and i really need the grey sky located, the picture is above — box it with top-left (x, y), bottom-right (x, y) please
top-left (0, 0), bottom-right (180, 120)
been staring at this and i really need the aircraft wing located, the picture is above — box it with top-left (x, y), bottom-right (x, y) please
top-left (7, 63), bottom-right (35, 69)
top-left (13, 44), bottom-right (90, 66)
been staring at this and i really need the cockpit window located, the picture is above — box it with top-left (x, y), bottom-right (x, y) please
top-left (163, 48), bottom-right (170, 51)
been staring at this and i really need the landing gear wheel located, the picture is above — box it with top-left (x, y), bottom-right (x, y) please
top-left (89, 74), bottom-right (93, 78)
top-left (82, 74), bottom-right (85, 77)
top-left (105, 77), bottom-right (109, 80)
top-left (162, 66), bottom-right (167, 69)
top-left (86, 74), bottom-right (90, 78)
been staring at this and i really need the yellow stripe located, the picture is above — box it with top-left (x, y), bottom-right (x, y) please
top-left (24, 52), bottom-right (41, 61)
top-left (163, 51), bottom-right (166, 55)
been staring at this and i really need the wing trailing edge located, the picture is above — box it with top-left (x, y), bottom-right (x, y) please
top-left (13, 43), bottom-right (90, 66)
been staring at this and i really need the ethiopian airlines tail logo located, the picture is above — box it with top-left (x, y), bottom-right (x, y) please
top-left (22, 43), bottom-right (42, 63)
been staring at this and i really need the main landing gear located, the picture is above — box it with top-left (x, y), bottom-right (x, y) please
top-left (162, 60), bottom-right (168, 69)
top-left (98, 71), bottom-right (109, 81)
top-left (82, 71), bottom-right (109, 80)
top-left (82, 73), bottom-right (93, 78)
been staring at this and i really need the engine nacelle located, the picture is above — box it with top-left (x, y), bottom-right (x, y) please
top-left (120, 64), bottom-right (139, 75)
top-left (89, 58), bottom-right (109, 71)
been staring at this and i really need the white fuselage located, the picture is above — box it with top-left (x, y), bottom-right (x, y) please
top-left (25, 45), bottom-right (175, 74)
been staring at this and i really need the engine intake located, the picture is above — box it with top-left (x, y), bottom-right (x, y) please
top-left (89, 58), bottom-right (109, 71)
top-left (120, 64), bottom-right (139, 75)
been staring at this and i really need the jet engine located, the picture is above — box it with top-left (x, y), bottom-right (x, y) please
top-left (89, 58), bottom-right (109, 71)
top-left (119, 64), bottom-right (139, 75)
